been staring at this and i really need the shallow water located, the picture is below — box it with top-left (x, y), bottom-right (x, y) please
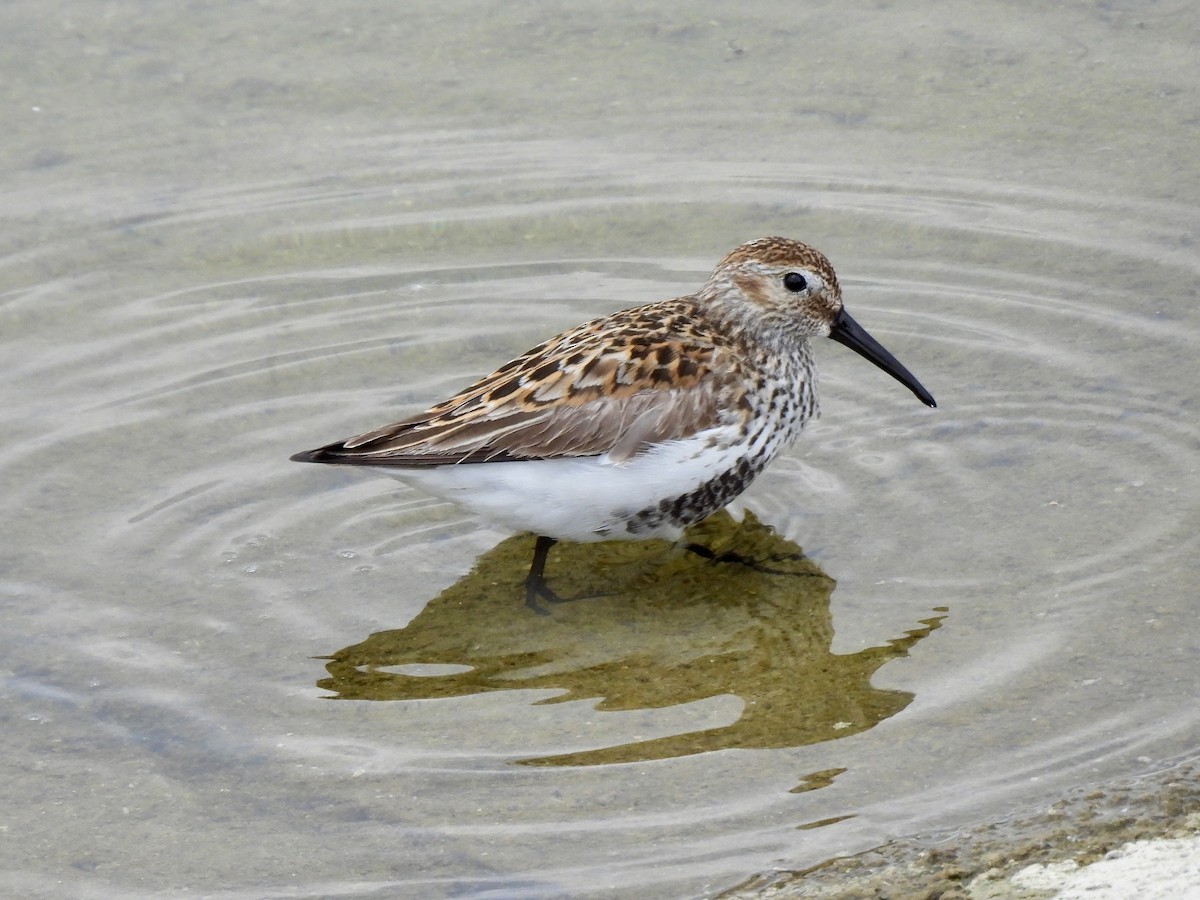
top-left (2, 2), bottom-right (1199, 898)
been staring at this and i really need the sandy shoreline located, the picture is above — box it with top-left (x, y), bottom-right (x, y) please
top-left (727, 758), bottom-right (1199, 899)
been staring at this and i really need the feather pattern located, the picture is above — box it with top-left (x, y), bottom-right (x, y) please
top-left (291, 237), bottom-right (935, 556)
top-left (299, 297), bottom-right (755, 467)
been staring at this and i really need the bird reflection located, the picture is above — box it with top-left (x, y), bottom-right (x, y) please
top-left (318, 511), bottom-right (945, 767)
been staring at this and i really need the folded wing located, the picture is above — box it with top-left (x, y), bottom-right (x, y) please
top-left (292, 322), bottom-right (747, 468)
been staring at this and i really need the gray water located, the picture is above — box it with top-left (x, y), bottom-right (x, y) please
top-left (3, 2), bottom-right (1198, 898)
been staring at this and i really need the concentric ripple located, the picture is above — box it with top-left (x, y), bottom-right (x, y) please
top-left (4, 137), bottom-right (1199, 898)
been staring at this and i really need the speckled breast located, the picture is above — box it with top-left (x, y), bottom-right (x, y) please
top-left (622, 449), bottom-right (773, 536)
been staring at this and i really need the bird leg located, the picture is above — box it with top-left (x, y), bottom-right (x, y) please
top-left (524, 535), bottom-right (568, 615)
top-left (684, 541), bottom-right (746, 565)
top-left (684, 541), bottom-right (807, 575)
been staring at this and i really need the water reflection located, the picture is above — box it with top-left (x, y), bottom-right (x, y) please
top-left (318, 511), bottom-right (946, 766)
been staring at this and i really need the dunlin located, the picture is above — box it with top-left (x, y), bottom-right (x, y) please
top-left (292, 237), bottom-right (935, 612)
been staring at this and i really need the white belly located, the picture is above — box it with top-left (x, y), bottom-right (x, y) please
top-left (380, 430), bottom-right (753, 542)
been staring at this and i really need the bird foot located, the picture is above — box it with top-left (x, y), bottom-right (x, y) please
top-left (684, 542), bottom-right (807, 575)
top-left (524, 573), bottom-right (574, 615)
top-left (684, 541), bottom-right (751, 566)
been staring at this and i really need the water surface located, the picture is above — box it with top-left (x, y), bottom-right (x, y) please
top-left (2, 2), bottom-right (1198, 897)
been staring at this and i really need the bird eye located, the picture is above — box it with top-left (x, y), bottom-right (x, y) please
top-left (783, 272), bottom-right (808, 292)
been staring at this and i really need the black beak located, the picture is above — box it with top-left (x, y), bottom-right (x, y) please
top-left (828, 308), bottom-right (936, 408)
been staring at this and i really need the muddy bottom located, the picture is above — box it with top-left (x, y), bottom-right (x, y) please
top-left (727, 757), bottom-right (1200, 899)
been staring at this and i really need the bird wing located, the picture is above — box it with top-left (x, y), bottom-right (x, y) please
top-left (293, 321), bottom-right (748, 467)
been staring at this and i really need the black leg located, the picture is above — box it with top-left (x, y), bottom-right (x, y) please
top-left (684, 541), bottom-right (806, 575)
top-left (684, 541), bottom-right (746, 565)
top-left (525, 535), bottom-right (566, 615)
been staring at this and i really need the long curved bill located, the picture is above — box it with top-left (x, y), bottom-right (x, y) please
top-left (829, 308), bottom-right (936, 408)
